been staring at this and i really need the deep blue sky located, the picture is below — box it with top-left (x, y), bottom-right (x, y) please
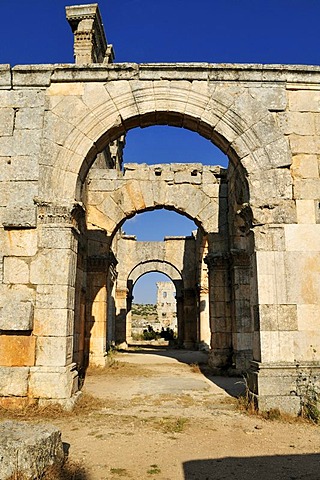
top-left (1, 0), bottom-right (319, 302)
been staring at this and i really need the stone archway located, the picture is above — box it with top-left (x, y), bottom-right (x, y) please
top-left (41, 79), bottom-right (291, 210)
top-left (7, 3), bottom-right (320, 415)
top-left (128, 262), bottom-right (183, 346)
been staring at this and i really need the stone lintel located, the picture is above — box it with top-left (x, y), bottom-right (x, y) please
top-left (7, 63), bottom-right (320, 87)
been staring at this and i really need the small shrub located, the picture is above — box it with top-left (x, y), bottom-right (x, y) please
top-left (147, 464), bottom-right (161, 475)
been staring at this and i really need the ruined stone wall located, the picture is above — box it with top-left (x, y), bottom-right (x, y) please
top-left (0, 63), bottom-right (320, 411)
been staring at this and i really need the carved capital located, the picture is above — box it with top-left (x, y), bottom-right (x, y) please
top-left (36, 200), bottom-right (85, 230)
top-left (204, 252), bottom-right (230, 269)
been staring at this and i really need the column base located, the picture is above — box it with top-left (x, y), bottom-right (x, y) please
top-left (29, 363), bottom-right (79, 400)
top-left (248, 361), bottom-right (320, 416)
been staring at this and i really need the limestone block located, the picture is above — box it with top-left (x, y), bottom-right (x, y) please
top-left (249, 86), bottom-right (287, 111)
top-left (0, 229), bottom-right (37, 257)
top-left (260, 331), bottom-right (295, 363)
top-left (46, 82), bottom-right (84, 97)
top-left (0, 108), bottom-right (14, 136)
top-left (255, 251), bottom-right (287, 304)
top-left (36, 336), bottom-right (73, 367)
top-left (297, 304), bottom-right (320, 331)
top-left (248, 168), bottom-right (292, 203)
top-left (288, 90), bottom-right (320, 112)
top-left (285, 224), bottom-right (320, 251)
top-left (293, 178), bottom-right (320, 200)
top-left (0, 90), bottom-right (45, 108)
top-left (293, 331), bottom-right (320, 362)
top-left (0, 65), bottom-right (11, 89)
top-left (251, 200), bottom-right (296, 225)
top-left (277, 112), bottom-right (316, 136)
top-left (0, 335), bottom-right (36, 367)
top-left (0, 367), bottom-right (29, 396)
top-left (257, 304), bottom-right (298, 331)
top-left (174, 170), bottom-right (201, 185)
top-left (12, 129), bottom-right (42, 156)
top-left (87, 205), bottom-right (116, 233)
top-left (2, 206), bottom-right (37, 228)
top-left (124, 180), bottom-right (146, 211)
top-left (38, 226), bottom-right (77, 250)
top-left (233, 333), bottom-right (252, 350)
top-left (0, 156), bottom-right (39, 182)
top-left (3, 256), bottom-right (29, 284)
top-left (253, 372), bottom-right (297, 397)
top-left (296, 200), bottom-right (316, 224)
top-left (291, 154), bottom-right (319, 179)
top-left (15, 107), bottom-right (44, 131)
top-left (253, 226), bottom-right (285, 251)
top-left (0, 284), bottom-right (35, 330)
top-left (0, 421), bottom-right (64, 480)
top-left (29, 364), bottom-right (78, 399)
top-left (285, 251), bottom-right (320, 304)
top-left (30, 249), bottom-right (76, 286)
top-left (12, 65), bottom-right (53, 87)
top-left (82, 82), bottom-right (111, 110)
top-left (289, 134), bottom-right (320, 155)
top-left (33, 309), bottom-right (74, 337)
top-left (43, 110), bottom-right (75, 147)
top-left (105, 80), bottom-right (139, 120)
top-left (36, 285), bottom-right (75, 310)
top-left (257, 395), bottom-right (301, 416)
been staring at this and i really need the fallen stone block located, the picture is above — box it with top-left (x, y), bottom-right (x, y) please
top-left (0, 421), bottom-right (64, 480)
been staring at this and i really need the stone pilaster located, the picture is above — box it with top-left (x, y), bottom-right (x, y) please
top-left (230, 249), bottom-right (253, 371)
top-left (205, 252), bottom-right (232, 369)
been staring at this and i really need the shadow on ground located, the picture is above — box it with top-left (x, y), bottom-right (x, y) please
top-left (121, 344), bottom-right (246, 397)
top-left (183, 454), bottom-right (320, 480)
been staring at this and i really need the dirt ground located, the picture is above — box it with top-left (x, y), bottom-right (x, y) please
top-left (4, 346), bottom-right (320, 479)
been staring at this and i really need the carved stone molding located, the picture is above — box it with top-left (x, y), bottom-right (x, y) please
top-left (204, 252), bottom-right (230, 269)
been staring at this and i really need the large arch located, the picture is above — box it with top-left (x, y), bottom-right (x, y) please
top-left (41, 78), bottom-right (292, 208)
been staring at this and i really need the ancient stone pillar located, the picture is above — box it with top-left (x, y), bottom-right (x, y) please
top-left (198, 285), bottom-right (211, 350)
top-left (183, 288), bottom-right (198, 349)
top-left (205, 253), bottom-right (232, 369)
top-left (66, 4), bottom-right (114, 64)
top-left (28, 203), bottom-right (82, 403)
top-left (230, 249), bottom-right (252, 371)
top-left (115, 288), bottom-right (128, 345)
top-left (176, 295), bottom-right (184, 346)
top-left (86, 255), bottom-right (109, 366)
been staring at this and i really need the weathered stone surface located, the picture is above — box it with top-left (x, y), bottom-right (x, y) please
top-left (29, 364), bottom-right (78, 399)
top-left (0, 421), bottom-right (64, 480)
top-left (0, 335), bottom-right (36, 366)
top-left (0, 367), bottom-right (29, 396)
top-left (0, 285), bottom-right (35, 330)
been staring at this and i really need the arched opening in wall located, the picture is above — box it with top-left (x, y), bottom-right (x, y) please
top-left (122, 125), bottom-right (228, 168)
top-left (82, 117), bottom-right (255, 373)
top-left (130, 272), bottom-right (178, 346)
top-left (111, 208), bottom-right (206, 350)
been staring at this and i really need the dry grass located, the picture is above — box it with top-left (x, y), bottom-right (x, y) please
top-left (7, 460), bottom-right (87, 480)
top-left (86, 361), bottom-right (152, 378)
top-left (0, 393), bottom-right (108, 422)
top-left (143, 416), bottom-right (189, 434)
